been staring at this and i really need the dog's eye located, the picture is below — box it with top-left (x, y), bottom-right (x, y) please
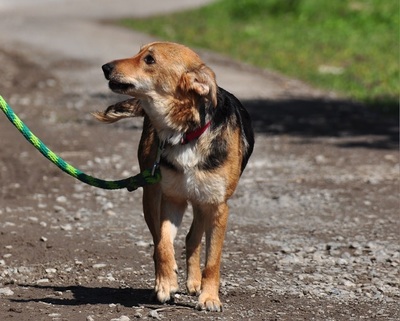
top-left (144, 54), bottom-right (155, 65)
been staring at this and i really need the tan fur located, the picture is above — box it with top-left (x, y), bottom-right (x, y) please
top-left (97, 42), bottom-right (252, 312)
top-left (92, 98), bottom-right (144, 123)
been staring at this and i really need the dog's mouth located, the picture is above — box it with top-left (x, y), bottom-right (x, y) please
top-left (109, 80), bottom-right (135, 93)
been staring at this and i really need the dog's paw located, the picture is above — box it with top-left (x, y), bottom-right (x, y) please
top-left (154, 276), bottom-right (179, 303)
top-left (196, 294), bottom-right (223, 312)
top-left (186, 280), bottom-right (201, 296)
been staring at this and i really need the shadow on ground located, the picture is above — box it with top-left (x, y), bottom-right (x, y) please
top-left (243, 98), bottom-right (399, 150)
top-left (10, 284), bottom-right (192, 308)
top-left (87, 94), bottom-right (399, 150)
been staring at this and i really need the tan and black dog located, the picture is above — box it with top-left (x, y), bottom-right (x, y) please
top-left (94, 42), bottom-right (254, 312)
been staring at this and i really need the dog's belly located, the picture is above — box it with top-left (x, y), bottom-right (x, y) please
top-left (161, 168), bottom-right (226, 204)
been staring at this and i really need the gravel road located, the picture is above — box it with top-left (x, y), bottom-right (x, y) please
top-left (0, 1), bottom-right (399, 320)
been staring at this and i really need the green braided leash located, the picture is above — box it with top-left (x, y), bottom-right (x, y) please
top-left (0, 95), bottom-right (161, 191)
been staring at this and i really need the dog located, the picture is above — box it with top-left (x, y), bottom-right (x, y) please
top-left (94, 42), bottom-right (254, 312)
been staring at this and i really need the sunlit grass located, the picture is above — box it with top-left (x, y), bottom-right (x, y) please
top-left (121, 0), bottom-right (399, 109)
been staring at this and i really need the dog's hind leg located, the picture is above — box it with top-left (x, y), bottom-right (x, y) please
top-left (185, 205), bottom-right (206, 296)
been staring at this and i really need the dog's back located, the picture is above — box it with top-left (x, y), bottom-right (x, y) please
top-left (214, 86), bottom-right (254, 173)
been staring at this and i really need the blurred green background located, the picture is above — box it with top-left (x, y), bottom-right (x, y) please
top-left (121, 0), bottom-right (399, 112)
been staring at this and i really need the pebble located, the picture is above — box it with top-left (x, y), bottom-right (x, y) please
top-left (336, 258), bottom-right (348, 265)
top-left (106, 210), bottom-right (117, 216)
top-left (56, 196), bottom-right (67, 203)
top-left (315, 155), bottom-right (328, 164)
top-left (384, 154), bottom-right (397, 162)
top-left (92, 263), bottom-right (107, 269)
top-left (135, 241), bottom-right (150, 248)
top-left (60, 224), bottom-right (72, 231)
top-left (48, 313), bottom-right (61, 318)
top-left (341, 279), bottom-right (356, 288)
top-left (279, 253), bottom-right (303, 265)
top-left (133, 311), bottom-right (143, 318)
top-left (148, 310), bottom-right (161, 320)
top-left (373, 249), bottom-right (390, 262)
top-left (0, 287), bottom-right (14, 296)
top-left (110, 316), bottom-right (130, 321)
top-left (18, 266), bottom-right (31, 274)
top-left (54, 205), bottom-right (66, 213)
top-left (102, 202), bottom-right (114, 211)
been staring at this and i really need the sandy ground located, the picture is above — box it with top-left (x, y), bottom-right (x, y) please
top-left (0, 1), bottom-right (399, 320)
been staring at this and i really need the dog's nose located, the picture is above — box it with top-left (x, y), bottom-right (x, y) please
top-left (102, 63), bottom-right (114, 80)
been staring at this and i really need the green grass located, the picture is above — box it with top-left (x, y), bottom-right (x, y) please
top-left (121, 0), bottom-right (399, 108)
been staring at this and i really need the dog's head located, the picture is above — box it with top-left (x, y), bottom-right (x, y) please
top-left (102, 42), bottom-right (217, 108)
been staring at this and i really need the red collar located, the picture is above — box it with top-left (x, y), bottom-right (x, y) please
top-left (181, 120), bottom-right (211, 145)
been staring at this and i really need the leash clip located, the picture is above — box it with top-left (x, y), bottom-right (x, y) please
top-left (152, 140), bottom-right (165, 176)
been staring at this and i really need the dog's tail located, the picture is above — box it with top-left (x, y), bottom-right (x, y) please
top-left (92, 98), bottom-right (144, 123)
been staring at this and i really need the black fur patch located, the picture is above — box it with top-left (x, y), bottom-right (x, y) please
top-left (205, 87), bottom-right (254, 173)
top-left (198, 137), bottom-right (228, 171)
top-left (160, 156), bottom-right (178, 171)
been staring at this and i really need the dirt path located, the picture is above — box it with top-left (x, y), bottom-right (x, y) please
top-left (0, 1), bottom-right (399, 321)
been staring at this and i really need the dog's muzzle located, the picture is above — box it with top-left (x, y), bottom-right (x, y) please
top-left (102, 63), bottom-right (114, 80)
top-left (102, 62), bottom-right (134, 93)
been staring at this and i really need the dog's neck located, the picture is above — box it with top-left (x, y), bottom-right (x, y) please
top-left (141, 97), bottom-right (212, 146)
top-left (160, 120), bottom-right (212, 146)
top-left (180, 120), bottom-right (211, 145)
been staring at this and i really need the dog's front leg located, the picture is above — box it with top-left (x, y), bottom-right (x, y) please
top-left (154, 196), bottom-right (187, 303)
top-left (196, 202), bottom-right (229, 312)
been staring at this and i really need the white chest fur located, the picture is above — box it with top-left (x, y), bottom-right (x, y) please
top-left (160, 145), bottom-right (226, 204)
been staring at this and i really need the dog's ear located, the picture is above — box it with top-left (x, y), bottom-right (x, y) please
top-left (92, 98), bottom-right (144, 123)
top-left (179, 65), bottom-right (217, 107)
